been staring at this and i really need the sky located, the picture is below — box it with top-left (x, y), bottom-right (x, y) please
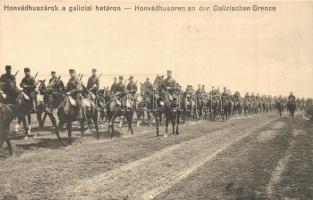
top-left (0, 1), bottom-right (312, 97)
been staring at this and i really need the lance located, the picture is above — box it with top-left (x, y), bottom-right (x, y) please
top-left (14, 70), bottom-right (19, 77)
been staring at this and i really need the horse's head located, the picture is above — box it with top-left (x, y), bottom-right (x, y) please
top-left (140, 83), bottom-right (146, 95)
top-left (37, 80), bottom-right (48, 94)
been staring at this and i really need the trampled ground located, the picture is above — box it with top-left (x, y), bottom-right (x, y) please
top-left (0, 113), bottom-right (312, 200)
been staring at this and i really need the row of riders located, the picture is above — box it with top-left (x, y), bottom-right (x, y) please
top-left (0, 65), bottom-right (303, 155)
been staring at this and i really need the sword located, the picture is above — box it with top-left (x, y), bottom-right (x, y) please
top-left (14, 70), bottom-right (19, 77)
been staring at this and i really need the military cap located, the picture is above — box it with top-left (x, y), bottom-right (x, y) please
top-left (119, 76), bottom-right (123, 80)
top-left (92, 68), bottom-right (97, 72)
top-left (24, 68), bottom-right (30, 72)
top-left (69, 69), bottom-right (75, 73)
top-left (146, 78), bottom-right (149, 81)
top-left (51, 71), bottom-right (56, 74)
top-left (129, 76), bottom-right (133, 80)
top-left (5, 65), bottom-right (11, 70)
top-left (167, 70), bottom-right (172, 73)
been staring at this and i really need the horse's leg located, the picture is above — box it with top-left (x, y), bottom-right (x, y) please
top-left (147, 111), bottom-right (152, 127)
top-left (21, 117), bottom-right (29, 139)
top-left (93, 111), bottom-right (99, 139)
top-left (80, 119), bottom-right (85, 139)
top-left (111, 116), bottom-right (117, 138)
top-left (136, 111), bottom-right (141, 127)
top-left (118, 116), bottom-right (123, 128)
top-left (42, 112), bottom-right (48, 127)
top-left (176, 112), bottom-right (180, 135)
top-left (37, 111), bottom-right (44, 129)
top-left (165, 112), bottom-right (169, 134)
top-left (171, 112), bottom-right (176, 136)
top-left (55, 120), bottom-right (67, 147)
top-left (48, 113), bottom-right (57, 129)
top-left (128, 111), bottom-right (134, 135)
top-left (156, 113), bottom-right (160, 136)
top-left (67, 121), bottom-right (73, 145)
top-left (5, 137), bottom-right (13, 156)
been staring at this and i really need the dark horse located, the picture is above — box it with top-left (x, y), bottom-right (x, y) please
top-left (44, 88), bottom-right (99, 146)
top-left (287, 100), bottom-right (296, 118)
top-left (97, 89), bottom-right (134, 138)
top-left (0, 80), bottom-right (33, 139)
top-left (153, 76), bottom-right (181, 136)
top-left (276, 100), bottom-right (284, 117)
top-left (0, 103), bottom-right (15, 156)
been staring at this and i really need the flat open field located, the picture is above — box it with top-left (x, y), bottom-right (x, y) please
top-left (0, 113), bottom-right (312, 200)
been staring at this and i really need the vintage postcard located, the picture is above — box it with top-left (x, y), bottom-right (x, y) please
top-left (0, 1), bottom-right (312, 200)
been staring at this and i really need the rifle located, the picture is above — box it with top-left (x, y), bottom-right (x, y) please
top-left (14, 70), bottom-right (19, 77)
top-left (98, 73), bottom-right (103, 79)
top-left (79, 74), bottom-right (83, 81)
top-left (34, 71), bottom-right (39, 79)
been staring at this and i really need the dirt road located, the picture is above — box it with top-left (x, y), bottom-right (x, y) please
top-left (0, 114), bottom-right (312, 200)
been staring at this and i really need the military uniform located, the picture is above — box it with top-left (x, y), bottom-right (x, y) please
top-left (113, 82), bottom-right (127, 97)
top-left (87, 75), bottom-right (99, 95)
top-left (288, 94), bottom-right (296, 102)
top-left (0, 73), bottom-right (16, 103)
top-left (111, 82), bottom-right (117, 92)
top-left (143, 80), bottom-right (153, 96)
top-left (20, 75), bottom-right (37, 111)
top-left (127, 81), bottom-right (137, 96)
top-left (66, 75), bottom-right (83, 119)
top-left (163, 77), bottom-right (177, 95)
top-left (48, 76), bottom-right (65, 93)
top-left (0, 73), bottom-right (16, 86)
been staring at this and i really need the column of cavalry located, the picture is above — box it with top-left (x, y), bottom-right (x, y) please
top-left (0, 65), bottom-right (306, 156)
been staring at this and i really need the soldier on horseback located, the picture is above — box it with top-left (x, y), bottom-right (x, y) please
top-left (48, 71), bottom-right (65, 93)
top-left (288, 92), bottom-right (296, 102)
top-left (0, 65), bottom-right (16, 102)
top-left (87, 69), bottom-right (99, 95)
top-left (143, 78), bottom-right (153, 96)
top-left (112, 76), bottom-right (127, 110)
top-left (0, 65), bottom-right (16, 86)
top-left (163, 70), bottom-right (178, 101)
top-left (110, 77), bottom-right (117, 92)
top-left (20, 68), bottom-right (37, 112)
top-left (66, 69), bottom-right (83, 119)
top-left (126, 76), bottom-right (137, 98)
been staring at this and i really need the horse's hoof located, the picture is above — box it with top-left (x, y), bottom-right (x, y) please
top-left (164, 134), bottom-right (168, 138)
top-left (24, 136), bottom-right (29, 140)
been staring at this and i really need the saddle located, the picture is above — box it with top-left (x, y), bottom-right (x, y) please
top-left (0, 90), bottom-right (7, 99)
top-left (68, 96), bottom-right (77, 106)
top-left (21, 91), bottom-right (30, 101)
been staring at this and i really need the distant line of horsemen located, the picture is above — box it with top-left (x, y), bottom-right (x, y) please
top-left (0, 65), bottom-right (311, 155)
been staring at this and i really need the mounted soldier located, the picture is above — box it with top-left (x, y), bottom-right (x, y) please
top-left (196, 84), bottom-right (202, 98)
top-left (221, 87), bottom-right (229, 100)
top-left (87, 68), bottom-right (99, 95)
top-left (163, 70), bottom-right (178, 102)
top-left (126, 76), bottom-right (137, 98)
top-left (48, 71), bottom-right (65, 93)
top-left (143, 78), bottom-right (153, 97)
top-left (0, 65), bottom-right (16, 86)
top-left (0, 65), bottom-right (17, 103)
top-left (110, 77), bottom-right (118, 92)
top-left (288, 92), bottom-right (296, 102)
top-left (112, 76), bottom-right (127, 109)
top-left (66, 69), bottom-right (83, 120)
top-left (20, 68), bottom-right (37, 112)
